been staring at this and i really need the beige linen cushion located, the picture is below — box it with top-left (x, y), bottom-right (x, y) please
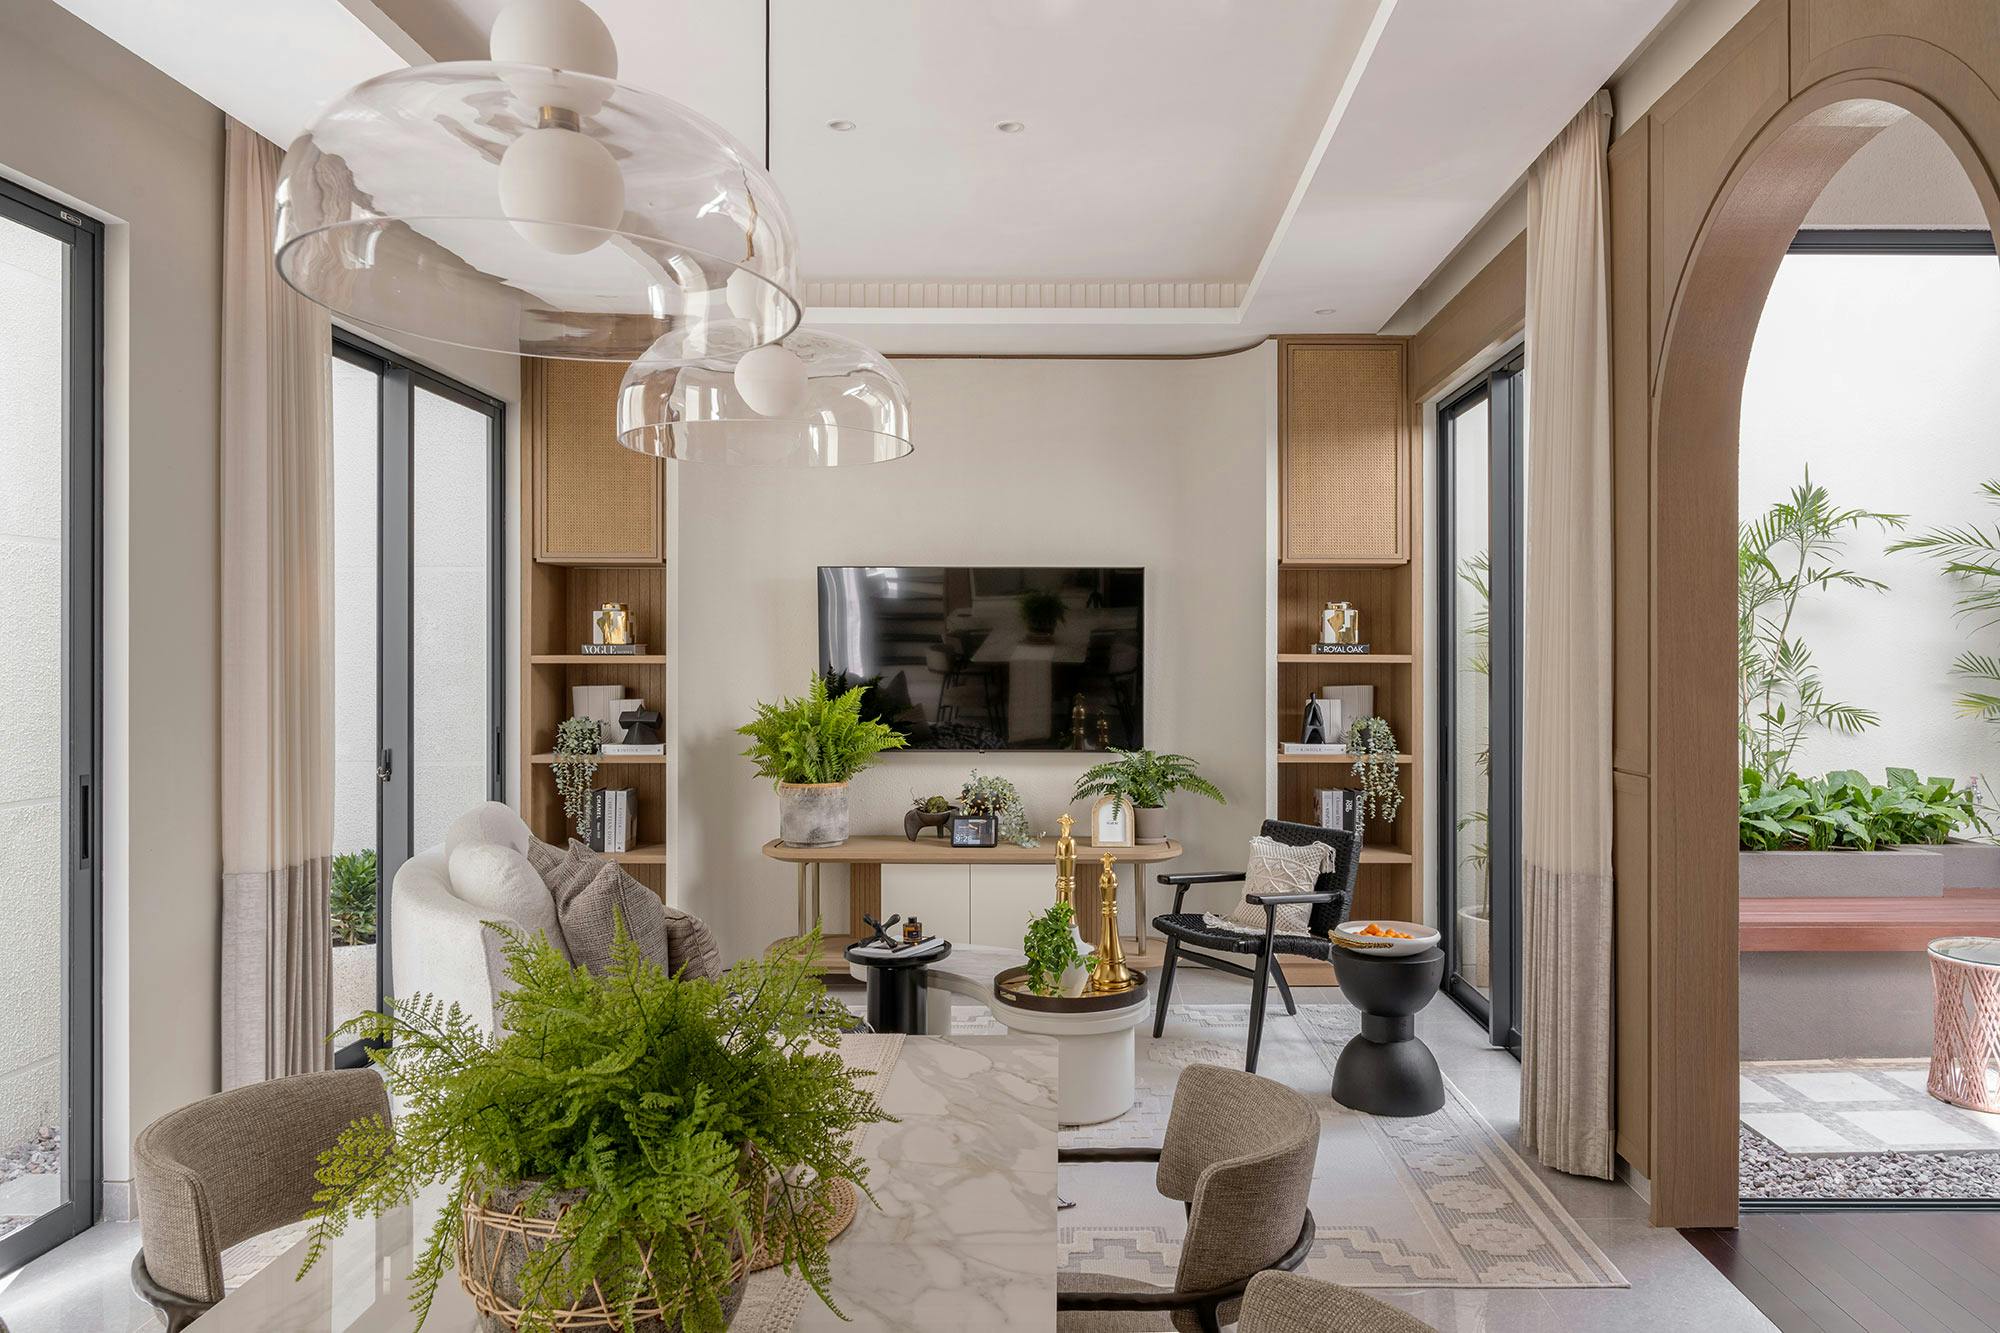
top-left (1204, 836), bottom-right (1330, 937)
top-left (448, 842), bottom-right (568, 957)
top-left (525, 838), bottom-right (723, 979)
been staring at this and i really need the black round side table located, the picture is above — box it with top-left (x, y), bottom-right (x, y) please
top-left (843, 941), bottom-right (952, 1035)
top-left (1328, 945), bottom-right (1446, 1117)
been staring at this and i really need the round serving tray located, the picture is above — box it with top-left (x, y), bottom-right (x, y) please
top-left (993, 964), bottom-right (1148, 1013)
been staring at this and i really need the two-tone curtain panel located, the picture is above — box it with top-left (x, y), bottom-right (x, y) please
top-left (220, 117), bottom-right (336, 1088)
top-left (1519, 91), bottom-right (1617, 1179)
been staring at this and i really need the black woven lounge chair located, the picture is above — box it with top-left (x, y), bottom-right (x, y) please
top-left (1151, 819), bottom-right (1359, 1073)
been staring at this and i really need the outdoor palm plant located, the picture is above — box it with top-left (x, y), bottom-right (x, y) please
top-left (1738, 471), bottom-right (1904, 779)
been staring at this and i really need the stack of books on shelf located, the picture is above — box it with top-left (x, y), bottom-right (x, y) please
top-left (589, 787), bottom-right (638, 854)
top-left (1281, 741), bottom-right (1348, 755)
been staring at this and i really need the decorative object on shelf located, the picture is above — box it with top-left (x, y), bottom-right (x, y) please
top-left (1071, 748), bottom-right (1224, 846)
top-left (1088, 794), bottom-right (1134, 848)
top-left (617, 707), bottom-right (663, 747)
top-left (300, 928), bottom-right (888, 1332)
top-left (901, 916), bottom-right (925, 946)
top-left (740, 677), bottom-right (907, 847)
top-left (958, 770), bottom-right (1037, 847)
top-left (1300, 695), bottom-right (1339, 746)
top-left (570, 684), bottom-right (629, 742)
top-left (551, 715), bottom-right (601, 838)
top-left (1018, 588), bottom-right (1067, 643)
top-left (1348, 715), bottom-right (1404, 825)
top-left (1023, 900), bottom-right (1090, 998)
top-left (1280, 741), bottom-right (1348, 755)
top-left (579, 642), bottom-right (648, 656)
top-left (274, 0), bottom-right (801, 365)
top-left (903, 794), bottom-right (956, 841)
top-left (1318, 600), bottom-right (1365, 651)
top-left (948, 814), bottom-right (999, 848)
top-left (1309, 641), bottom-right (1372, 654)
top-left (1315, 787), bottom-right (1365, 840)
top-left (1319, 684), bottom-right (1375, 732)
top-left (591, 601), bottom-right (633, 646)
top-left (860, 913), bottom-right (900, 948)
top-left (1089, 854), bottom-right (1139, 994)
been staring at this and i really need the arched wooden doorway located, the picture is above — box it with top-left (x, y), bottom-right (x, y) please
top-left (1610, 0), bottom-right (2000, 1228)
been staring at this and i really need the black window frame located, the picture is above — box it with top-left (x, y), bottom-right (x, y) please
top-left (1436, 348), bottom-right (1524, 1053)
top-left (330, 329), bottom-right (505, 1068)
top-left (0, 176), bottom-right (103, 1274)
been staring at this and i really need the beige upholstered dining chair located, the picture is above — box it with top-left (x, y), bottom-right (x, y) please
top-left (130, 1068), bottom-right (391, 1331)
top-left (1238, 1270), bottom-right (1436, 1332)
top-left (1058, 1063), bottom-right (1320, 1333)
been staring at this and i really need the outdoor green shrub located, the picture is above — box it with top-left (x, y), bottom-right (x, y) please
top-left (330, 850), bottom-right (378, 946)
top-left (1738, 767), bottom-right (1985, 851)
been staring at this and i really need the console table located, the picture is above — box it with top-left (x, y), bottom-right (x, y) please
top-left (763, 835), bottom-right (1182, 974)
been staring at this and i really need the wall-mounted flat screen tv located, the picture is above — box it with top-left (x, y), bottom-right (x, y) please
top-left (817, 566), bottom-right (1143, 752)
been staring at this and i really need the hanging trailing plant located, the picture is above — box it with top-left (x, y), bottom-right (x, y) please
top-left (1347, 716), bottom-right (1403, 825)
top-left (552, 715), bottom-right (601, 838)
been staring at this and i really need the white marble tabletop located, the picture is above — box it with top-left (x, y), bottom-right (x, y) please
top-left (189, 1035), bottom-right (1059, 1332)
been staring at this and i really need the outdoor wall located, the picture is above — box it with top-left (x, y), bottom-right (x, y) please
top-left (0, 213), bottom-right (65, 1149)
top-left (1738, 248), bottom-right (2000, 792)
top-left (671, 349), bottom-right (1275, 960)
top-left (0, 0), bottom-right (225, 1205)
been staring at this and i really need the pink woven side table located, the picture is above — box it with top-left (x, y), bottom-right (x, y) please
top-left (1929, 936), bottom-right (2000, 1114)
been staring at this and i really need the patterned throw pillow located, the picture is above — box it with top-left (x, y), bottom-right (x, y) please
top-left (526, 837), bottom-right (722, 979)
top-left (1206, 836), bottom-right (1331, 937)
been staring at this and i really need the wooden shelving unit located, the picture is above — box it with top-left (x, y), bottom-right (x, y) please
top-left (519, 358), bottom-right (672, 900)
top-left (1273, 337), bottom-right (1422, 950)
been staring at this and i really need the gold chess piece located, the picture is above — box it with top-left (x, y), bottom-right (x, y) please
top-left (1090, 853), bottom-right (1138, 994)
top-left (1054, 813), bottom-right (1077, 907)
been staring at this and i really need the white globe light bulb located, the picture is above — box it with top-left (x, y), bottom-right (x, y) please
top-left (733, 344), bottom-right (809, 418)
top-left (498, 126), bottom-right (625, 254)
top-left (490, 0), bottom-right (618, 116)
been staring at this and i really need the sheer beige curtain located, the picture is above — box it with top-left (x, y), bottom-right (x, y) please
top-left (1519, 91), bottom-right (1616, 1178)
top-left (220, 117), bottom-right (335, 1088)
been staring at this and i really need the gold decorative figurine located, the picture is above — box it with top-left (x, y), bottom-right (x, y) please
top-left (1054, 813), bottom-right (1078, 907)
top-left (1090, 853), bottom-right (1138, 994)
top-left (594, 602), bottom-right (633, 645)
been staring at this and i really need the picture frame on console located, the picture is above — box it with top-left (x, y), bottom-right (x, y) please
top-left (1089, 794), bottom-right (1134, 848)
top-left (949, 814), bottom-right (999, 848)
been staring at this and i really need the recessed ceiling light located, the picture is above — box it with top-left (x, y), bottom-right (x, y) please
top-left (1314, 307), bottom-right (1338, 316)
top-left (826, 119), bottom-right (856, 132)
top-left (995, 120), bottom-right (1026, 134)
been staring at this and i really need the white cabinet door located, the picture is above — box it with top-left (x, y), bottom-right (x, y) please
top-left (880, 865), bottom-right (972, 943)
top-left (968, 866), bottom-right (1058, 948)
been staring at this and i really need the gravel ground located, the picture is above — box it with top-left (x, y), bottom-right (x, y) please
top-left (1741, 1124), bottom-right (2000, 1201)
top-left (0, 1125), bottom-right (61, 1240)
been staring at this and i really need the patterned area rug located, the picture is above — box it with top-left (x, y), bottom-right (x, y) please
top-left (1740, 1057), bottom-right (2000, 1201)
top-left (947, 1001), bottom-right (1625, 1290)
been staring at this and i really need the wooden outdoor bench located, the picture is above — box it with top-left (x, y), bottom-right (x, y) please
top-left (1739, 891), bottom-right (2000, 951)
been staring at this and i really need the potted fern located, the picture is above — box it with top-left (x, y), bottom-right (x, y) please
top-left (1070, 749), bottom-right (1224, 845)
top-left (739, 677), bottom-right (907, 847)
top-left (302, 928), bottom-right (888, 1333)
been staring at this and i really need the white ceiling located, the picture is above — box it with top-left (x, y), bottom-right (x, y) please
top-left (56, 0), bottom-right (1683, 352)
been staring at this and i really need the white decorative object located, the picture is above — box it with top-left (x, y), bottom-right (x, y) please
top-left (1333, 919), bottom-right (1441, 958)
top-left (731, 343), bottom-right (810, 417)
top-left (496, 126), bottom-right (624, 255)
top-left (1089, 794), bottom-right (1133, 847)
top-left (447, 842), bottom-right (568, 955)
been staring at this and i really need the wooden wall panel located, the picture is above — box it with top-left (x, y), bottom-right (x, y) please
top-left (1408, 234), bottom-right (1527, 404)
top-left (1612, 770), bottom-right (1651, 1174)
top-left (1646, 0), bottom-right (1791, 381)
top-left (1278, 340), bottom-right (1409, 564)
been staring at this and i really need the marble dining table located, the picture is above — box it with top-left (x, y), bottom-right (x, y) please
top-left (188, 1034), bottom-right (1061, 1331)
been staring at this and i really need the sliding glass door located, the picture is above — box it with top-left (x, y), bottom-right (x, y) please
top-left (0, 179), bottom-right (100, 1271)
top-left (329, 332), bottom-right (503, 1063)
top-left (1438, 351), bottom-right (1524, 1049)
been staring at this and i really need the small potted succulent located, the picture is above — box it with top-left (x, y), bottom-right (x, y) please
top-left (1023, 901), bottom-right (1091, 998)
top-left (904, 793), bottom-right (957, 841)
top-left (739, 677), bottom-right (907, 846)
top-left (1070, 749), bottom-right (1225, 845)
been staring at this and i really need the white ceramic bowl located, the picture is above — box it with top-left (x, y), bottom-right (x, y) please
top-left (1332, 919), bottom-right (1440, 958)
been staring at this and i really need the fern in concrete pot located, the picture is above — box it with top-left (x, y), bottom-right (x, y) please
top-left (739, 677), bottom-right (907, 847)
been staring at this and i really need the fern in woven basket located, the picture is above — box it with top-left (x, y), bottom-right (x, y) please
top-left (299, 926), bottom-right (889, 1332)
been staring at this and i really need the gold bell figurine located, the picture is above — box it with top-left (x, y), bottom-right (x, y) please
top-left (1090, 853), bottom-right (1138, 994)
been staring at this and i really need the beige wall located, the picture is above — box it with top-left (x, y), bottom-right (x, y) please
top-left (671, 348), bottom-right (1276, 958)
top-left (0, 0), bottom-right (225, 1200)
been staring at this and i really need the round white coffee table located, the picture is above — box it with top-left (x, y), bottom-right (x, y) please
top-left (985, 992), bottom-right (1151, 1125)
top-left (865, 944), bottom-right (1149, 1125)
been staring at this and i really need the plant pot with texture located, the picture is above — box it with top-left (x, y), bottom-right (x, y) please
top-left (1134, 805), bottom-right (1168, 846)
top-left (739, 676), bottom-right (907, 849)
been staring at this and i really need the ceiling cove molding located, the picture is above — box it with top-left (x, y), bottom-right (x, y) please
top-left (801, 280), bottom-right (1250, 310)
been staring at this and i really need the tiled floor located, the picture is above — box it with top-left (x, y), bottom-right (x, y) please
top-left (1741, 1060), bottom-right (2000, 1155)
top-left (0, 971), bottom-right (1775, 1332)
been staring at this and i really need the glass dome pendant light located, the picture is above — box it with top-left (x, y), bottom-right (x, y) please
top-left (272, 0), bottom-right (801, 363)
top-left (613, 8), bottom-right (912, 467)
